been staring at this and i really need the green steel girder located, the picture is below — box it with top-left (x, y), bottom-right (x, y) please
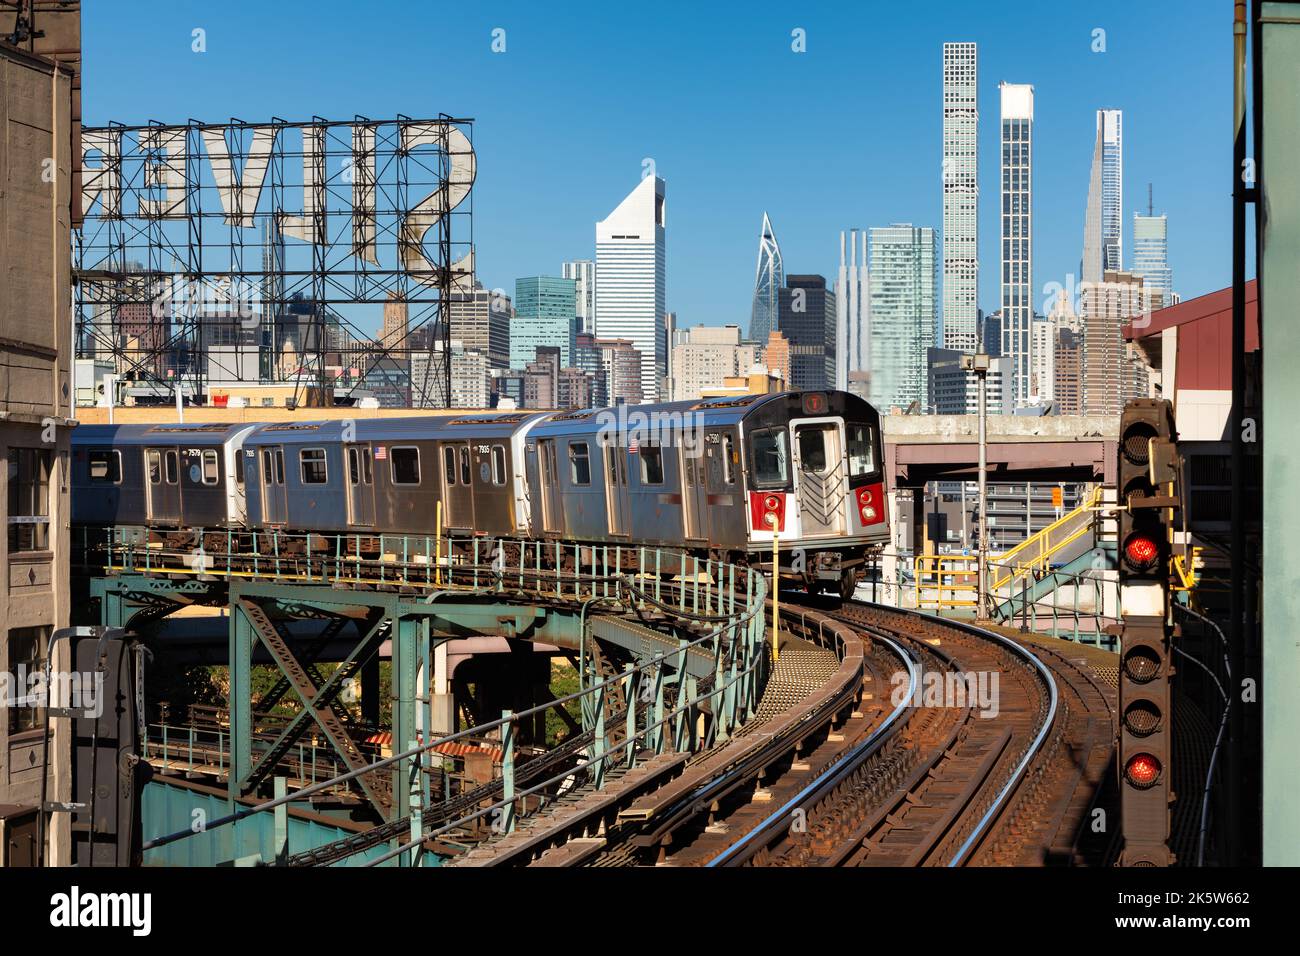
top-left (91, 573), bottom-right (227, 632)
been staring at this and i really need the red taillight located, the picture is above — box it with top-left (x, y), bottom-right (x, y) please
top-left (750, 492), bottom-right (785, 532)
top-left (1123, 534), bottom-right (1160, 572)
top-left (856, 484), bottom-right (884, 526)
top-left (1125, 753), bottom-right (1162, 789)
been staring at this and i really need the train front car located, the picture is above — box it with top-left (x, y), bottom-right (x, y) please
top-left (741, 390), bottom-right (887, 599)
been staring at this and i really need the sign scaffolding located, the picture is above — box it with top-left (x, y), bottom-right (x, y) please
top-left (74, 115), bottom-right (474, 409)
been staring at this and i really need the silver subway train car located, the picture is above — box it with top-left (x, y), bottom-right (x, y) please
top-left (71, 391), bottom-right (887, 595)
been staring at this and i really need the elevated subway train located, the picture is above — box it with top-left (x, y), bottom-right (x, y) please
top-left (71, 391), bottom-right (888, 595)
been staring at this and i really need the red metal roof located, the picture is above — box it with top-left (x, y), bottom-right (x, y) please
top-left (1124, 281), bottom-right (1259, 392)
top-left (1124, 280), bottom-right (1259, 348)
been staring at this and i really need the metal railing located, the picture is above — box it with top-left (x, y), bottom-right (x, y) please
top-left (988, 484), bottom-right (1103, 591)
top-left (136, 536), bottom-right (771, 866)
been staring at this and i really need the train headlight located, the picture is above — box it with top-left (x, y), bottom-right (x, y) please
top-left (860, 504), bottom-right (877, 522)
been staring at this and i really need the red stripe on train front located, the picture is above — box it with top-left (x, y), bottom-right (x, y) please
top-left (856, 483), bottom-right (885, 527)
top-left (749, 491), bottom-right (786, 533)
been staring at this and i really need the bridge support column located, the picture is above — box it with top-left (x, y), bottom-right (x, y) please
top-left (391, 615), bottom-right (422, 826)
top-left (881, 489), bottom-right (902, 607)
top-left (227, 600), bottom-right (254, 805)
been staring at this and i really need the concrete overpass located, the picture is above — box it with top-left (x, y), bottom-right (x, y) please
top-left (882, 414), bottom-right (1119, 489)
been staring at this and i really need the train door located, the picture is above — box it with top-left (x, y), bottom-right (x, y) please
top-left (345, 444), bottom-right (375, 527)
top-left (680, 443), bottom-right (708, 544)
top-left (439, 442), bottom-right (476, 531)
top-left (537, 438), bottom-right (564, 534)
top-left (604, 442), bottom-right (630, 536)
top-left (144, 447), bottom-right (181, 524)
top-left (260, 445), bottom-right (288, 525)
top-left (791, 420), bottom-right (848, 537)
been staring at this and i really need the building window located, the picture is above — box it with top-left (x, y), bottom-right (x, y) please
top-left (391, 446), bottom-right (421, 486)
top-left (88, 449), bottom-right (121, 483)
top-left (569, 442), bottom-right (591, 485)
top-left (639, 446), bottom-right (664, 485)
top-left (7, 626), bottom-right (49, 734)
top-left (7, 448), bottom-right (51, 553)
top-left (300, 448), bottom-right (328, 484)
top-left (491, 446), bottom-right (506, 486)
top-left (201, 449), bottom-right (220, 485)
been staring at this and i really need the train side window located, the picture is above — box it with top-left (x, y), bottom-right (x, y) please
top-left (164, 450), bottom-right (179, 485)
top-left (361, 448), bottom-right (373, 484)
top-left (721, 435), bottom-right (736, 485)
top-left (201, 449), bottom-right (220, 485)
top-left (442, 446), bottom-right (456, 486)
top-left (88, 449), bottom-right (121, 483)
top-left (459, 447), bottom-right (471, 485)
top-left (749, 428), bottom-right (789, 489)
top-left (491, 445), bottom-right (506, 485)
top-left (261, 450), bottom-right (273, 485)
top-left (275, 449), bottom-right (285, 485)
top-left (569, 442), bottom-right (591, 485)
top-left (846, 424), bottom-right (877, 477)
top-left (147, 450), bottom-right (162, 484)
top-left (640, 446), bottom-right (664, 485)
top-left (234, 455), bottom-right (244, 485)
top-left (300, 448), bottom-right (328, 484)
top-left (392, 446), bottom-right (421, 485)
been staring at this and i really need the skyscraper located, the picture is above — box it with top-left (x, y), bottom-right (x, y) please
top-left (1082, 109), bottom-right (1122, 285)
top-left (777, 275), bottom-right (837, 390)
top-left (942, 41), bottom-right (979, 352)
top-left (381, 290), bottom-right (408, 352)
top-left (512, 276), bottom-right (578, 369)
top-left (562, 259), bottom-right (596, 333)
top-left (1100, 110), bottom-right (1123, 272)
top-left (1133, 209), bottom-right (1173, 309)
top-left (448, 281), bottom-right (512, 370)
top-left (868, 224), bottom-right (937, 412)
top-left (595, 175), bottom-right (666, 402)
top-left (999, 82), bottom-right (1034, 407)
top-left (835, 229), bottom-right (870, 392)
top-left (748, 212), bottom-right (784, 344)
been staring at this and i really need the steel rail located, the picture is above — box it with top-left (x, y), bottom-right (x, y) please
top-left (705, 634), bottom-right (917, 867)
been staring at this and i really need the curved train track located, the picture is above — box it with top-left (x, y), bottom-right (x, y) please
top-left (308, 596), bottom-right (1115, 868)
top-left (590, 598), bottom-right (1115, 868)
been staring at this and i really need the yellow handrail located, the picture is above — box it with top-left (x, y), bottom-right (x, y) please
top-left (989, 484), bottom-right (1103, 591)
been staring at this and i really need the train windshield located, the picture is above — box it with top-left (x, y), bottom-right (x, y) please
top-left (846, 423), bottom-right (878, 479)
top-left (749, 427), bottom-right (790, 489)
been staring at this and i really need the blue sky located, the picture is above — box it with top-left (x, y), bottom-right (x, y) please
top-left (83, 0), bottom-right (1232, 333)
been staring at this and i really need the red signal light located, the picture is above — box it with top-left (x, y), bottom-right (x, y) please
top-left (1123, 533), bottom-right (1160, 572)
top-left (1125, 753), bottom-right (1162, 789)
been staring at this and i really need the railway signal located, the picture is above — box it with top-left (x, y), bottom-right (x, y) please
top-left (1116, 399), bottom-right (1179, 867)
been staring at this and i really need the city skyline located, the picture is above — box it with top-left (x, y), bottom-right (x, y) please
top-left (81, 2), bottom-right (1231, 337)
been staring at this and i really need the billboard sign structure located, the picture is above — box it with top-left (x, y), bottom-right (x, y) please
top-left (75, 116), bottom-right (474, 407)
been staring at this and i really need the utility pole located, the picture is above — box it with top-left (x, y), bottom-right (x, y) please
top-left (963, 353), bottom-right (991, 618)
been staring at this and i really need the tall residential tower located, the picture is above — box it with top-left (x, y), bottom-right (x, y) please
top-left (999, 82), bottom-right (1034, 407)
top-left (942, 41), bottom-right (980, 352)
top-left (868, 224), bottom-right (937, 412)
